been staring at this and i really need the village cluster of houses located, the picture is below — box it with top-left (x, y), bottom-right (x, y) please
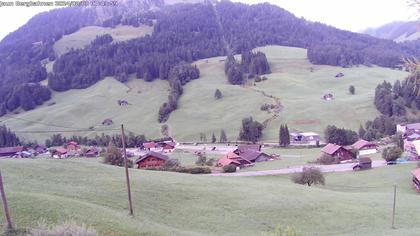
top-left (397, 122), bottom-right (420, 192)
top-left (0, 141), bottom-right (100, 159)
top-left (398, 122), bottom-right (420, 160)
top-left (319, 139), bottom-right (378, 170)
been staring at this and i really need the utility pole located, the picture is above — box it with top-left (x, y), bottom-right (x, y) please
top-left (391, 184), bottom-right (397, 229)
top-left (0, 171), bottom-right (14, 230)
top-left (121, 124), bottom-right (134, 216)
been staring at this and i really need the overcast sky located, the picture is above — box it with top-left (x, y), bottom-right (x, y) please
top-left (0, 0), bottom-right (416, 41)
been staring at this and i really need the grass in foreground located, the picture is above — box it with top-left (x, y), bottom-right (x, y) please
top-left (0, 159), bottom-right (419, 236)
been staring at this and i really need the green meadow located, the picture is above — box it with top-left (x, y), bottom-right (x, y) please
top-left (0, 158), bottom-right (419, 235)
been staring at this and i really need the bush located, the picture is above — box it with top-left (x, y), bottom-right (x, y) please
top-left (255, 76), bottom-right (262, 82)
top-left (292, 167), bottom-right (325, 186)
top-left (382, 146), bottom-right (403, 162)
top-left (205, 158), bottom-right (215, 166)
top-left (31, 221), bottom-right (97, 236)
top-left (317, 154), bottom-right (339, 165)
top-left (187, 166), bottom-right (212, 174)
top-left (102, 143), bottom-right (133, 167)
top-left (261, 103), bottom-right (275, 111)
top-left (162, 159), bottom-right (180, 170)
top-left (222, 164), bottom-right (237, 173)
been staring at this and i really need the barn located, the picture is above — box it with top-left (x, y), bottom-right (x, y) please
top-left (66, 141), bottom-right (80, 151)
top-left (143, 142), bottom-right (156, 150)
top-left (322, 143), bottom-right (354, 161)
top-left (352, 139), bottom-right (378, 156)
top-left (240, 150), bottom-right (272, 163)
top-left (290, 132), bottom-right (321, 145)
top-left (135, 151), bottom-right (169, 169)
top-left (162, 142), bottom-right (176, 152)
top-left (216, 152), bottom-right (252, 167)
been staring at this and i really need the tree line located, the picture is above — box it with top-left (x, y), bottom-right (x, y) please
top-left (0, 125), bottom-right (20, 148)
top-left (44, 133), bottom-right (147, 148)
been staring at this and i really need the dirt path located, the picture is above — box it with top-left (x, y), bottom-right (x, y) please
top-left (250, 88), bottom-right (283, 128)
top-left (209, 160), bottom-right (388, 177)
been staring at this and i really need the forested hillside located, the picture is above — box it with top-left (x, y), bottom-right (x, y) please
top-left (0, 0), bottom-right (419, 116)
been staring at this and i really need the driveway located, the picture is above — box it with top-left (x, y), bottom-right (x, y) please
top-left (210, 160), bottom-right (388, 177)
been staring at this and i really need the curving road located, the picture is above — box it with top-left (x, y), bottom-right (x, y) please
top-left (210, 160), bottom-right (388, 177)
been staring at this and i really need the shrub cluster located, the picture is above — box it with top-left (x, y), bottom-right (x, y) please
top-left (222, 164), bottom-right (237, 173)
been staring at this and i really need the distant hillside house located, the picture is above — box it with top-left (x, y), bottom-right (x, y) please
top-left (53, 147), bottom-right (68, 158)
top-left (411, 168), bottom-right (420, 192)
top-left (290, 132), bottom-right (321, 145)
top-left (352, 139), bottom-right (378, 156)
top-left (135, 151), bottom-right (169, 169)
top-left (0, 146), bottom-right (27, 158)
top-left (323, 93), bottom-right (334, 101)
top-left (321, 143), bottom-right (354, 161)
top-left (335, 72), bottom-right (344, 78)
top-left (102, 118), bottom-right (114, 126)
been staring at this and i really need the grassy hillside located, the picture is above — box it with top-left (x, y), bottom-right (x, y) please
top-left (53, 25), bottom-right (153, 56)
top-left (3, 77), bottom-right (168, 141)
top-left (0, 158), bottom-right (419, 235)
top-left (2, 46), bottom-right (409, 143)
top-left (169, 46), bottom-right (409, 142)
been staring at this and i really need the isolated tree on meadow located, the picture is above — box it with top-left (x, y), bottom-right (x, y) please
top-left (349, 85), bottom-right (355, 95)
top-left (214, 89), bottom-right (223, 99)
top-left (292, 167), bottom-right (325, 186)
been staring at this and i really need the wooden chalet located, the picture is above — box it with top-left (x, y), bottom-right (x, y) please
top-left (411, 168), bottom-right (420, 192)
top-left (216, 152), bottom-right (252, 168)
top-left (135, 151), bottom-right (169, 169)
top-left (240, 150), bottom-right (272, 163)
top-left (352, 139), bottom-right (378, 156)
top-left (66, 141), bottom-right (80, 151)
top-left (0, 146), bottom-right (27, 157)
top-left (234, 144), bottom-right (261, 154)
top-left (85, 147), bottom-right (99, 157)
top-left (353, 157), bottom-right (372, 171)
top-left (397, 122), bottom-right (420, 135)
top-left (34, 144), bottom-right (47, 154)
top-left (143, 142), bottom-right (156, 150)
top-left (53, 147), bottom-right (68, 158)
top-left (162, 141), bottom-right (176, 152)
top-left (321, 143), bottom-right (354, 161)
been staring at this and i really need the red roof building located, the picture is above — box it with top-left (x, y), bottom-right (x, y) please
top-left (66, 141), bottom-right (80, 151)
top-left (216, 152), bottom-right (252, 167)
top-left (322, 143), bottom-right (354, 161)
top-left (135, 151), bottom-right (169, 169)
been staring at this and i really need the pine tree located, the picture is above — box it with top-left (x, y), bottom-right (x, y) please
top-left (284, 124), bottom-right (290, 146)
top-left (220, 129), bottom-right (227, 143)
top-left (211, 132), bottom-right (216, 143)
top-left (358, 125), bottom-right (366, 138)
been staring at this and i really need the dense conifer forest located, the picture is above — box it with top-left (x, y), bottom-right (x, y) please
top-left (0, 0), bottom-right (419, 116)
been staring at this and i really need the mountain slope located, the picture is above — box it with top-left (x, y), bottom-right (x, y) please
top-left (3, 46), bottom-right (409, 142)
top-left (363, 21), bottom-right (420, 42)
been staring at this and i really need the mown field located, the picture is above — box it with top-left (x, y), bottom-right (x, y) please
top-left (1, 46), bottom-right (409, 143)
top-left (53, 25), bottom-right (153, 56)
top-left (0, 158), bottom-right (419, 236)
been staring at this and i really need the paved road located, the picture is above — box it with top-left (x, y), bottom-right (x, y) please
top-left (210, 160), bottom-right (388, 177)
